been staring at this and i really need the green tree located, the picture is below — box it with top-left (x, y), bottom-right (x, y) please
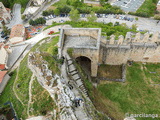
top-left (2, 25), bottom-right (10, 36)
top-left (87, 11), bottom-right (97, 22)
top-left (132, 24), bottom-right (137, 31)
top-left (58, 5), bottom-right (71, 14)
top-left (54, 9), bottom-right (60, 15)
top-left (29, 19), bottom-right (34, 25)
top-left (69, 9), bottom-right (80, 22)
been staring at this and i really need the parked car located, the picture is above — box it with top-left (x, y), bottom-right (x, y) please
top-left (119, 16), bottom-right (123, 19)
top-left (113, 15), bottom-right (117, 18)
top-left (1, 35), bottom-right (6, 38)
top-left (130, 18), bottom-right (134, 22)
top-left (59, 20), bottom-right (65, 23)
top-left (102, 14), bottom-right (105, 18)
top-left (48, 31), bottom-right (54, 35)
top-left (124, 16), bottom-right (127, 20)
top-left (82, 14), bottom-right (86, 18)
top-left (48, 15), bottom-right (52, 19)
top-left (99, 14), bottom-right (103, 18)
top-left (43, 17), bottom-right (47, 20)
top-left (1, 31), bottom-right (4, 34)
top-left (4, 36), bottom-right (9, 39)
top-left (127, 17), bottom-right (130, 21)
top-left (116, 15), bottom-right (119, 19)
top-left (45, 16), bottom-right (49, 20)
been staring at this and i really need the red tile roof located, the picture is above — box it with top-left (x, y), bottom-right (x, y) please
top-left (0, 71), bottom-right (7, 83)
top-left (0, 17), bottom-right (3, 21)
top-left (0, 64), bottom-right (5, 70)
top-left (0, 43), bottom-right (3, 48)
top-left (5, 8), bottom-right (10, 12)
top-left (4, 45), bottom-right (9, 49)
top-left (10, 24), bottom-right (25, 39)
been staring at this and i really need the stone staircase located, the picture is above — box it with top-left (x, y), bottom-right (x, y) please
top-left (65, 54), bottom-right (88, 97)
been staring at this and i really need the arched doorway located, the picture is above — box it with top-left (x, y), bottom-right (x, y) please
top-left (75, 56), bottom-right (91, 76)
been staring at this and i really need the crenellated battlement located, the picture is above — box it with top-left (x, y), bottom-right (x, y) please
top-left (105, 32), bottom-right (160, 46)
top-left (59, 28), bottom-right (160, 77)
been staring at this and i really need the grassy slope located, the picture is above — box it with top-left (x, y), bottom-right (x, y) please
top-left (0, 70), bottom-right (27, 119)
top-left (39, 36), bottom-right (60, 74)
top-left (46, 21), bottom-right (137, 38)
top-left (0, 0), bottom-right (29, 9)
top-left (97, 64), bottom-right (122, 79)
top-left (30, 78), bottom-right (55, 116)
top-left (0, 36), bottom-right (59, 119)
top-left (98, 63), bottom-right (160, 120)
top-left (81, 63), bottom-right (160, 120)
top-left (136, 0), bottom-right (158, 16)
top-left (14, 55), bottom-right (32, 105)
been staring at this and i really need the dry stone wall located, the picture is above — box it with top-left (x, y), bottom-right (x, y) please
top-left (28, 52), bottom-right (77, 120)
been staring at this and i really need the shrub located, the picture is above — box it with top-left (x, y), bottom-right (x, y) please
top-left (154, 15), bottom-right (160, 20)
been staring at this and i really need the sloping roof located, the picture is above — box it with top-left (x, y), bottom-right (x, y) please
top-left (0, 43), bottom-right (3, 48)
top-left (0, 64), bottom-right (5, 70)
top-left (4, 45), bottom-right (9, 49)
top-left (10, 24), bottom-right (25, 39)
top-left (0, 71), bottom-right (7, 83)
top-left (0, 17), bottom-right (3, 21)
top-left (6, 8), bottom-right (10, 12)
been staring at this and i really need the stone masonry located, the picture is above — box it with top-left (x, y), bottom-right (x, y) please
top-left (59, 28), bottom-right (160, 77)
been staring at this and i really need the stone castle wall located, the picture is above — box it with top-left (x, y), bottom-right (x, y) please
top-left (63, 28), bottom-right (100, 40)
top-left (59, 28), bottom-right (160, 76)
top-left (100, 32), bottom-right (160, 65)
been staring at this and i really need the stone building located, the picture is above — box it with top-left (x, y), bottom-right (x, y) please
top-left (0, 2), bottom-right (12, 24)
top-left (9, 24), bottom-right (26, 44)
top-left (157, 0), bottom-right (160, 11)
top-left (59, 28), bottom-right (160, 77)
top-left (0, 71), bottom-right (10, 94)
top-left (33, 0), bottom-right (49, 5)
top-left (0, 43), bottom-right (12, 70)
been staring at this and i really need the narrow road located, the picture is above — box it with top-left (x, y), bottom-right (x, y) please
top-left (6, 4), bottom-right (23, 28)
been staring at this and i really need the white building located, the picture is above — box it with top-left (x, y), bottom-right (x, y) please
top-left (157, 0), bottom-right (160, 11)
top-left (0, 43), bottom-right (12, 70)
top-left (0, 2), bottom-right (12, 24)
top-left (33, 0), bottom-right (46, 5)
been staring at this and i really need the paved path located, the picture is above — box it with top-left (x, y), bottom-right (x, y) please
top-left (27, 74), bottom-right (34, 117)
top-left (61, 58), bottom-right (90, 120)
top-left (7, 44), bottom-right (28, 69)
top-left (44, 15), bottom-right (160, 33)
top-left (13, 66), bottom-right (25, 106)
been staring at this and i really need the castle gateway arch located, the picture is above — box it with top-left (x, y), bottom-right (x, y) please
top-left (58, 28), bottom-right (101, 77)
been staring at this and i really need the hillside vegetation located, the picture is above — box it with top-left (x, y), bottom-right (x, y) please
top-left (45, 21), bottom-right (137, 39)
top-left (0, 0), bottom-right (29, 9)
top-left (77, 62), bottom-right (160, 120)
top-left (0, 36), bottom-right (59, 119)
top-left (129, 0), bottom-right (159, 17)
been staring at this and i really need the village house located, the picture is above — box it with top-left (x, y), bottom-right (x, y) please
top-left (9, 24), bottom-right (26, 44)
top-left (0, 18), bottom-right (3, 29)
top-left (157, 0), bottom-right (160, 12)
top-left (0, 71), bottom-right (10, 94)
top-left (0, 2), bottom-right (12, 24)
top-left (0, 43), bottom-right (12, 70)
